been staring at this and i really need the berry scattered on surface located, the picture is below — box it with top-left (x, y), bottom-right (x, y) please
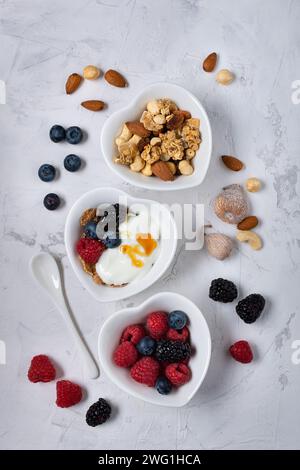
top-left (83, 221), bottom-right (98, 240)
top-left (113, 341), bottom-right (138, 368)
top-left (168, 310), bottom-right (187, 330)
top-left (209, 278), bottom-right (238, 303)
top-left (229, 340), bottom-right (253, 363)
top-left (120, 324), bottom-right (146, 345)
top-left (64, 154), bottom-right (81, 172)
top-left (27, 354), bottom-right (56, 383)
top-left (130, 357), bottom-right (160, 387)
top-left (166, 327), bottom-right (189, 342)
top-left (86, 398), bottom-right (111, 427)
top-left (66, 126), bottom-right (83, 144)
top-left (236, 294), bottom-right (265, 324)
top-left (146, 311), bottom-right (169, 339)
top-left (56, 380), bottom-right (82, 408)
top-left (50, 124), bottom-right (66, 143)
top-left (76, 238), bottom-right (105, 264)
top-left (38, 164), bottom-right (56, 182)
top-left (43, 193), bottom-right (60, 210)
top-left (165, 363), bottom-right (191, 386)
top-left (155, 340), bottom-right (191, 363)
top-left (137, 336), bottom-right (157, 356)
top-left (155, 376), bottom-right (172, 395)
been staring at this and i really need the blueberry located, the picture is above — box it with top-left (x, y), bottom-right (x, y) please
top-left (103, 236), bottom-right (122, 249)
top-left (38, 164), bottom-right (56, 182)
top-left (43, 193), bottom-right (60, 211)
top-left (66, 126), bottom-right (83, 144)
top-left (64, 154), bottom-right (81, 172)
top-left (155, 377), bottom-right (172, 395)
top-left (137, 336), bottom-right (156, 356)
top-left (168, 310), bottom-right (188, 330)
top-left (84, 221), bottom-right (98, 240)
top-left (49, 125), bottom-right (65, 143)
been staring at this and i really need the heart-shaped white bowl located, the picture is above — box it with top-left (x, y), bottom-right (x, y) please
top-left (101, 82), bottom-right (212, 191)
top-left (65, 188), bottom-right (177, 302)
top-left (98, 292), bottom-right (211, 407)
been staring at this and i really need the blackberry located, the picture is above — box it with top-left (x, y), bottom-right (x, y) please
top-left (86, 398), bottom-right (111, 427)
top-left (209, 278), bottom-right (238, 303)
top-left (236, 294), bottom-right (265, 324)
top-left (155, 340), bottom-right (191, 363)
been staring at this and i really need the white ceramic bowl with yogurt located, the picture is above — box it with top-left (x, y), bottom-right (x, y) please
top-left (65, 188), bottom-right (178, 302)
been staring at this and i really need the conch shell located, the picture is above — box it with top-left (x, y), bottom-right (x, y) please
top-left (205, 233), bottom-right (233, 260)
top-left (214, 184), bottom-right (248, 224)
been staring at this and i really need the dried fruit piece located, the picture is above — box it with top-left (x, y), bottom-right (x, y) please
top-left (214, 184), bottom-right (248, 224)
top-left (236, 230), bottom-right (262, 250)
top-left (205, 233), bottom-right (233, 260)
top-left (104, 69), bottom-right (127, 87)
top-left (246, 177), bottom-right (261, 192)
top-left (81, 100), bottom-right (105, 111)
top-left (125, 121), bottom-right (150, 138)
top-left (166, 110), bottom-right (185, 130)
top-left (65, 73), bottom-right (82, 94)
top-left (203, 52), bottom-right (217, 72)
top-left (221, 155), bottom-right (244, 171)
top-left (152, 161), bottom-right (175, 181)
top-left (237, 216), bottom-right (258, 231)
top-left (216, 69), bottom-right (234, 85)
top-left (83, 65), bottom-right (101, 80)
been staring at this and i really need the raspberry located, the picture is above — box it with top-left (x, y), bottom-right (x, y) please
top-left (146, 311), bottom-right (168, 339)
top-left (130, 357), bottom-right (160, 387)
top-left (120, 324), bottom-right (146, 345)
top-left (56, 380), bottom-right (82, 408)
top-left (27, 355), bottom-right (56, 383)
top-left (113, 341), bottom-right (138, 368)
top-left (229, 341), bottom-right (253, 364)
top-left (76, 238), bottom-right (105, 264)
top-left (166, 327), bottom-right (189, 342)
top-left (165, 363), bottom-right (191, 386)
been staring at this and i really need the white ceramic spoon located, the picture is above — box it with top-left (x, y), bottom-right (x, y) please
top-left (30, 252), bottom-right (99, 379)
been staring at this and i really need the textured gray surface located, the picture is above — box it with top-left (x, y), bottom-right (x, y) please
top-left (0, 0), bottom-right (300, 450)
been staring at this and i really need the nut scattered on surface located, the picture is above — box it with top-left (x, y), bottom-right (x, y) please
top-left (216, 69), bottom-right (234, 85)
top-left (104, 69), bottom-right (127, 87)
top-left (83, 65), bottom-right (101, 80)
top-left (81, 100), bottom-right (105, 111)
top-left (178, 160), bottom-right (193, 175)
top-left (203, 52), bottom-right (217, 72)
top-left (205, 233), bottom-right (233, 260)
top-left (221, 155), bottom-right (244, 171)
top-left (214, 184), bottom-right (248, 224)
top-left (237, 216), bottom-right (259, 231)
top-left (236, 230), bottom-right (262, 250)
top-left (65, 73), bottom-right (82, 94)
top-left (246, 177), bottom-right (262, 192)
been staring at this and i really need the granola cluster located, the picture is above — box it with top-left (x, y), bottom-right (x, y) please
top-left (114, 98), bottom-right (201, 179)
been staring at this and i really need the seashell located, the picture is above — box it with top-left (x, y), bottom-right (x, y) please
top-left (205, 233), bottom-right (233, 260)
top-left (213, 184), bottom-right (248, 224)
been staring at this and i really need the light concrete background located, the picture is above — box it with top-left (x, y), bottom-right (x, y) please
top-left (0, 0), bottom-right (299, 450)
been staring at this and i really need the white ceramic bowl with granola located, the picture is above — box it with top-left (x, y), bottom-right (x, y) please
top-left (65, 188), bottom-right (178, 302)
top-left (101, 83), bottom-right (212, 191)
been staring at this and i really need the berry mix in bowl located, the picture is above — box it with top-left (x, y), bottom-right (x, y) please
top-left (65, 188), bottom-right (177, 302)
top-left (98, 292), bottom-right (211, 407)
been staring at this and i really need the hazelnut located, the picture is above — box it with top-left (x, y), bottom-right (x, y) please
top-left (216, 69), bottom-right (234, 85)
top-left (178, 160), bottom-right (194, 175)
top-left (246, 177), bottom-right (261, 192)
top-left (83, 65), bottom-right (101, 80)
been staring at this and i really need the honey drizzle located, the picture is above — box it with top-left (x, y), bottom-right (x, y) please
top-left (120, 233), bottom-right (157, 267)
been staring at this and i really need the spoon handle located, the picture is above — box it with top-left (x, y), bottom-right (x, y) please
top-left (57, 302), bottom-right (99, 379)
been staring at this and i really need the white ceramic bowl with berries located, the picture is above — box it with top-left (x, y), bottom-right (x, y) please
top-left (65, 188), bottom-right (177, 302)
top-left (98, 292), bottom-right (211, 407)
top-left (101, 82), bottom-right (212, 191)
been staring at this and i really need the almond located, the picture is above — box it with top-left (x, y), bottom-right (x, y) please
top-left (203, 52), bottom-right (217, 72)
top-left (166, 110), bottom-right (185, 130)
top-left (152, 161), bottom-right (175, 181)
top-left (237, 216), bottom-right (259, 231)
top-left (65, 73), bottom-right (82, 94)
top-left (104, 69), bottom-right (127, 87)
top-left (81, 100), bottom-right (105, 111)
top-left (221, 155), bottom-right (244, 171)
top-left (126, 121), bottom-right (150, 138)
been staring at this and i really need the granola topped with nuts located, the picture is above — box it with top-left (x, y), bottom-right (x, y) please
top-left (114, 98), bottom-right (201, 181)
